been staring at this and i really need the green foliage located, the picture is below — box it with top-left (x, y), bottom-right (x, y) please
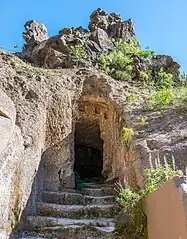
top-left (146, 87), bottom-right (176, 110)
top-left (139, 70), bottom-right (150, 81)
top-left (144, 165), bottom-right (182, 195)
top-left (117, 188), bottom-right (141, 214)
top-left (70, 45), bottom-right (87, 61)
top-left (156, 68), bottom-right (174, 89)
top-left (116, 188), bottom-right (147, 239)
top-left (139, 117), bottom-right (146, 124)
top-left (115, 165), bottom-right (182, 239)
top-left (175, 86), bottom-right (187, 103)
top-left (122, 127), bottom-right (134, 145)
top-left (99, 39), bottom-right (154, 81)
top-left (146, 82), bottom-right (187, 110)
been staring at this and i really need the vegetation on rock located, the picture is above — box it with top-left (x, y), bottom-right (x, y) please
top-left (70, 45), bottom-right (88, 61)
top-left (115, 165), bottom-right (182, 239)
top-left (122, 127), bottom-right (134, 146)
top-left (99, 39), bottom-right (154, 81)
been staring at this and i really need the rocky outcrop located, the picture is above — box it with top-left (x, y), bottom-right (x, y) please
top-left (21, 8), bottom-right (136, 68)
top-left (21, 8), bottom-right (180, 82)
top-left (150, 55), bottom-right (180, 79)
top-left (22, 20), bottom-right (48, 61)
top-left (88, 8), bottom-right (135, 40)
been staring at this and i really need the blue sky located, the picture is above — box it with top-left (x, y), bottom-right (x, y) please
top-left (0, 0), bottom-right (187, 71)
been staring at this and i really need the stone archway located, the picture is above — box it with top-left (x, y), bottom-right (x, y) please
top-left (75, 95), bottom-right (126, 183)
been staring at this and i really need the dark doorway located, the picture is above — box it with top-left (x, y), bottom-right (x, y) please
top-left (74, 120), bottom-right (103, 180)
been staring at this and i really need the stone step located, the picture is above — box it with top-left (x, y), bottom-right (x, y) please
top-left (84, 195), bottom-right (115, 205)
top-left (21, 237), bottom-right (47, 239)
top-left (43, 191), bottom-right (115, 205)
top-left (85, 183), bottom-right (113, 189)
top-left (25, 216), bottom-right (115, 229)
top-left (22, 225), bottom-right (115, 239)
top-left (82, 187), bottom-right (115, 197)
top-left (37, 203), bottom-right (116, 219)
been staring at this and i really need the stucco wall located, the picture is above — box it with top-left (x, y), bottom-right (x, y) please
top-left (145, 179), bottom-right (187, 239)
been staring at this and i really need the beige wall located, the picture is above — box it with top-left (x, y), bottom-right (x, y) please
top-left (145, 179), bottom-right (187, 239)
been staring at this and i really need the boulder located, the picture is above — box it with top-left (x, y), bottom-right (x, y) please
top-left (90, 28), bottom-right (113, 51)
top-left (150, 55), bottom-right (180, 79)
top-left (89, 8), bottom-right (135, 40)
top-left (22, 20), bottom-right (48, 61)
top-left (23, 20), bottom-right (48, 43)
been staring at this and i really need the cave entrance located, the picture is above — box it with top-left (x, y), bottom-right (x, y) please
top-left (74, 120), bottom-right (103, 181)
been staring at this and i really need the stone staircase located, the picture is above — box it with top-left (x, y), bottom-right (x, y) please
top-left (21, 181), bottom-right (117, 239)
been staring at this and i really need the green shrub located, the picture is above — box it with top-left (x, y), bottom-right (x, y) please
top-left (144, 165), bottom-right (182, 195)
top-left (139, 117), bottom-right (146, 124)
top-left (116, 188), bottom-right (147, 239)
top-left (139, 70), bottom-right (150, 81)
top-left (99, 39), bottom-right (154, 81)
top-left (156, 68), bottom-right (174, 89)
top-left (175, 86), bottom-right (187, 103)
top-left (70, 45), bottom-right (87, 61)
top-left (115, 165), bottom-right (182, 239)
top-left (146, 87), bottom-right (176, 110)
top-left (122, 127), bottom-right (134, 145)
top-left (146, 84), bottom-right (187, 110)
top-left (180, 72), bottom-right (187, 85)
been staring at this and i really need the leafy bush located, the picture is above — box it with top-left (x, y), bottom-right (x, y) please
top-left (116, 188), bottom-right (147, 239)
top-left (70, 45), bottom-right (87, 61)
top-left (146, 83), bottom-right (187, 110)
top-left (144, 165), bottom-right (182, 195)
top-left (115, 165), bottom-right (182, 239)
top-left (122, 127), bottom-right (134, 145)
top-left (146, 87), bottom-right (176, 110)
top-left (99, 39), bottom-right (154, 81)
top-left (175, 86), bottom-right (187, 104)
top-left (156, 68), bottom-right (174, 89)
top-left (139, 117), bottom-right (146, 124)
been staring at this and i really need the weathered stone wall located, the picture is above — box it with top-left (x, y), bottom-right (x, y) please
top-left (0, 52), bottom-right (136, 234)
top-left (0, 89), bottom-right (24, 238)
top-left (0, 51), bottom-right (186, 237)
top-left (132, 109), bottom-right (187, 185)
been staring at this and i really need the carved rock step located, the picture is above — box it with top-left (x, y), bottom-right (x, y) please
top-left (81, 187), bottom-right (115, 197)
top-left (22, 225), bottom-right (115, 239)
top-left (25, 216), bottom-right (115, 229)
top-left (37, 203), bottom-right (116, 219)
top-left (21, 237), bottom-right (47, 239)
top-left (85, 183), bottom-right (114, 189)
top-left (43, 191), bottom-right (115, 205)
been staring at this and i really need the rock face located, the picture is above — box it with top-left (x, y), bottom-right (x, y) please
top-left (88, 8), bottom-right (135, 40)
top-left (22, 20), bottom-right (48, 61)
top-left (150, 55), bottom-right (180, 79)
